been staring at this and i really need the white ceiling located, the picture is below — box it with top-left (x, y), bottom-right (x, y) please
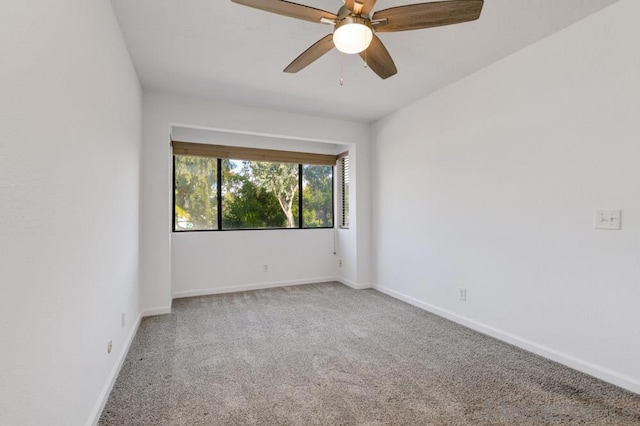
top-left (110, 0), bottom-right (619, 123)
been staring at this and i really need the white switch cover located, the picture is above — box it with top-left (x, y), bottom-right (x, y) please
top-left (594, 209), bottom-right (621, 230)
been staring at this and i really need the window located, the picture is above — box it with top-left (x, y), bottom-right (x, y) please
top-left (172, 142), bottom-right (336, 231)
top-left (221, 160), bottom-right (300, 229)
top-left (303, 164), bottom-right (334, 228)
top-left (338, 153), bottom-right (349, 229)
top-left (173, 155), bottom-right (218, 230)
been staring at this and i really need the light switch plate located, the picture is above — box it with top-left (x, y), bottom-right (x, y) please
top-left (594, 209), bottom-right (621, 230)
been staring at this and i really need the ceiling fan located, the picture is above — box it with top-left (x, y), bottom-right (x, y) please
top-left (231, 0), bottom-right (484, 79)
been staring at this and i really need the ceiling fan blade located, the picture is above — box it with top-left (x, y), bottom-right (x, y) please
top-left (344, 0), bottom-right (377, 16)
top-left (284, 34), bottom-right (335, 73)
top-left (359, 34), bottom-right (397, 79)
top-left (231, 0), bottom-right (337, 23)
top-left (344, 0), bottom-right (356, 12)
top-left (361, 0), bottom-right (377, 16)
top-left (373, 0), bottom-right (483, 33)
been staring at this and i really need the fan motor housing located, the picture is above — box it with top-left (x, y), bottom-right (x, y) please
top-left (334, 15), bottom-right (372, 33)
top-left (337, 5), bottom-right (370, 20)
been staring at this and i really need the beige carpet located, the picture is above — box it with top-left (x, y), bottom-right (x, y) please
top-left (100, 282), bottom-right (640, 425)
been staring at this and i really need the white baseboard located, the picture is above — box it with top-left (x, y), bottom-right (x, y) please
top-left (373, 284), bottom-right (640, 395)
top-left (87, 313), bottom-right (142, 426)
top-left (171, 276), bottom-right (339, 299)
top-left (338, 277), bottom-right (372, 290)
top-left (141, 306), bottom-right (172, 317)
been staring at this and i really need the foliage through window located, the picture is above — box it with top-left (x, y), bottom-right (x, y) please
top-left (174, 156), bottom-right (218, 230)
top-left (173, 147), bottom-right (334, 231)
top-left (303, 164), bottom-right (333, 228)
top-left (221, 160), bottom-right (300, 229)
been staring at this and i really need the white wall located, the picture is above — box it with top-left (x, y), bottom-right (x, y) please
top-left (371, 0), bottom-right (640, 393)
top-left (0, 1), bottom-right (142, 425)
top-left (141, 91), bottom-right (371, 313)
top-left (172, 230), bottom-right (336, 297)
top-left (336, 140), bottom-right (373, 289)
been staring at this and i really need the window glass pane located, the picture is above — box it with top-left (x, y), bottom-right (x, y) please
top-left (174, 155), bottom-right (218, 230)
top-left (222, 160), bottom-right (299, 229)
top-left (302, 165), bottom-right (334, 228)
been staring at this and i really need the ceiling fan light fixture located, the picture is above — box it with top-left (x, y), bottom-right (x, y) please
top-left (333, 16), bottom-right (373, 54)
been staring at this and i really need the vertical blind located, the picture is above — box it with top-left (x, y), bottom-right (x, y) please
top-left (338, 153), bottom-right (350, 228)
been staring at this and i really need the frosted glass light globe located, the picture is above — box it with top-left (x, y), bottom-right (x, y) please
top-left (333, 21), bottom-right (373, 54)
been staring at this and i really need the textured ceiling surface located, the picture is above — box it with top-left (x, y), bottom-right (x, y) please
top-left (110, 0), bottom-right (619, 122)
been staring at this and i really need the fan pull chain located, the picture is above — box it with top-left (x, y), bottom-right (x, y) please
top-left (340, 53), bottom-right (344, 86)
top-left (363, 28), bottom-right (368, 69)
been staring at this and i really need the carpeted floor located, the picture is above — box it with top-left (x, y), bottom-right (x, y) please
top-left (99, 282), bottom-right (640, 425)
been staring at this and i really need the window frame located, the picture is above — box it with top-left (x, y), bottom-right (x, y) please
top-left (172, 143), bottom-right (337, 232)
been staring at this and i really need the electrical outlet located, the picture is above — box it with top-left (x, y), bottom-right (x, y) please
top-left (459, 288), bottom-right (467, 301)
top-left (121, 312), bottom-right (125, 328)
top-left (263, 264), bottom-right (268, 272)
top-left (107, 340), bottom-right (113, 354)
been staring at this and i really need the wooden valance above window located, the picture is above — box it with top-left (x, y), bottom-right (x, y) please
top-left (172, 141), bottom-right (340, 166)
